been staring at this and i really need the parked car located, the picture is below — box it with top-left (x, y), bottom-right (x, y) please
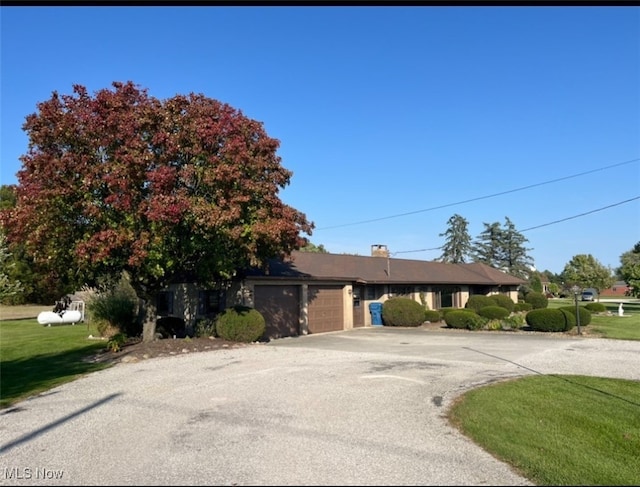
top-left (581, 291), bottom-right (595, 301)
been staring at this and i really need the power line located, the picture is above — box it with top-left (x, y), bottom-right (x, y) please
top-left (317, 157), bottom-right (640, 230)
top-left (519, 196), bottom-right (640, 232)
top-left (393, 246), bottom-right (443, 255)
top-left (390, 195), bottom-right (640, 256)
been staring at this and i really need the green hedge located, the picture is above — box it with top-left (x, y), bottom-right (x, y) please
top-left (465, 295), bottom-right (494, 312)
top-left (525, 308), bottom-right (575, 332)
top-left (524, 291), bottom-right (548, 309)
top-left (438, 307), bottom-right (459, 319)
top-left (514, 302), bottom-right (533, 312)
top-left (445, 310), bottom-right (486, 330)
top-left (489, 294), bottom-right (515, 312)
top-left (585, 302), bottom-right (607, 313)
top-left (216, 306), bottom-right (266, 342)
top-left (424, 309), bottom-right (442, 323)
top-left (382, 297), bottom-right (425, 327)
top-left (559, 305), bottom-right (592, 326)
top-left (478, 305), bottom-right (510, 320)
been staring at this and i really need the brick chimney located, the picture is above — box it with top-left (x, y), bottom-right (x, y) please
top-left (371, 244), bottom-right (389, 257)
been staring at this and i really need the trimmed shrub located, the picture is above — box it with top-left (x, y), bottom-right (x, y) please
top-left (465, 295), bottom-right (494, 312)
top-left (445, 309), bottom-right (486, 330)
top-left (424, 309), bottom-right (442, 323)
top-left (524, 291), bottom-right (548, 309)
top-left (488, 294), bottom-right (515, 312)
top-left (438, 307), bottom-right (459, 319)
top-left (514, 302), bottom-right (533, 312)
top-left (156, 316), bottom-right (186, 338)
top-left (559, 306), bottom-right (592, 326)
top-left (215, 305), bottom-right (266, 343)
top-left (478, 305), bottom-right (510, 320)
top-left (585, 302), bottom-right (607, 313)
top-left (561, 309), bottom-right (576, 331)
top-left (525, 308), bottom-right (574, 332)
top-left (382, 297), bottom-right (426, 327)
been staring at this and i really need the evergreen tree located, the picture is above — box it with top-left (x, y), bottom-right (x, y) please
top-left (500, 216), bottom-right (534, 279)
top-left (529, 274), bottom-right (543, 293)
top-left (438, 214), bottom-right (472, 263)
top-left (471, 217), bottom-right (533, 279)
top-left (471, 221), bottom-right (503, 267)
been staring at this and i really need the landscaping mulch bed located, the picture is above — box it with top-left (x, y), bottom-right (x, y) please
top-left (87, 335), bottom-right (249, 364)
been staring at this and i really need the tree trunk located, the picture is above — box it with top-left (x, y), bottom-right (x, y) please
top-left (140, 297), bottom-right (158, 342)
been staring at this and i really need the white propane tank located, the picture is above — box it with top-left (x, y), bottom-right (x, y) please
top-left (37, 310), bottom-right (82, 326)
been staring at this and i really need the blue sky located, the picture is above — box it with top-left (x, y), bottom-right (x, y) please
top-left (1, 6), bottom-right (639, 275)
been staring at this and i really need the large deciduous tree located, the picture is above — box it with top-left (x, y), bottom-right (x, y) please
top-left (0, 184), bottom-right (66, 304)
top-left (562, 254), bottom-right (614, 295)
top-left (1, 81), bottom-right (313, 341)
top-left (438, 213), bottom-right (472, 263)
top-left (617, 242), bottom-right (640, 297)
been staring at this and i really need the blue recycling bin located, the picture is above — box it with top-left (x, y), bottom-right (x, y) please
top-left (369, 302), bottom-right (383, 326)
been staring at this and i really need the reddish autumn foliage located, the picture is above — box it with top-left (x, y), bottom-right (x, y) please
top-left (1, 81), bottom-right (313, 339)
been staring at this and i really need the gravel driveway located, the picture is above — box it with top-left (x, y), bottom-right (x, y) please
top-left (2, 327), bottom-right (639, 486)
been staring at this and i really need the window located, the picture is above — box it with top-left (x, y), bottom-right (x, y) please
top-left (433, 286), bottom-right (461, 308)
top-left (198, 290), bottom-right (225, 316)
top-left (156, 291), bottom-right (174, 315)
top-left (366, 286), bottom-right (377, 300)
top-left (390, 286), bottom-right (413, 297)
top-left (470, 286), bottom-right (492, 296)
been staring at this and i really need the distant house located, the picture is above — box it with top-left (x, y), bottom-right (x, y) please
top-left (600, 281), bottom-right (631, 297)
top-left (158, 245), bottom-right (526, 340)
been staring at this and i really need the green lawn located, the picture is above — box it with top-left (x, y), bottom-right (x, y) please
top-left (2, 303), bottom-right (640, 485)
top-left (547, 298), bottom-right (640, 339)
top-left (0, 318), bottom-right (112, 408)
top-left (448, 298), bottom-right (640, 485)
top-left (448, 374), bottom-right (640, 485)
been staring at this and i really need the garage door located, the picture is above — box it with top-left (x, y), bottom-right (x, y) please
top-left (253, 285), bottom-right (300, 340)
top-left (308, 285), bottom-right (344, 334)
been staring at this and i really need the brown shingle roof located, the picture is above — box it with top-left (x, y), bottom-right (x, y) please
top-left (245, 251), bottom-right (526, 286)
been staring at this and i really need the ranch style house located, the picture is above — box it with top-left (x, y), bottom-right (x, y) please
top-left (157, 245), bottom-right (527, 340)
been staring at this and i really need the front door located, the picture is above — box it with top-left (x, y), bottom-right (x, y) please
top-left (352, 285), bottom-right (365, 327)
